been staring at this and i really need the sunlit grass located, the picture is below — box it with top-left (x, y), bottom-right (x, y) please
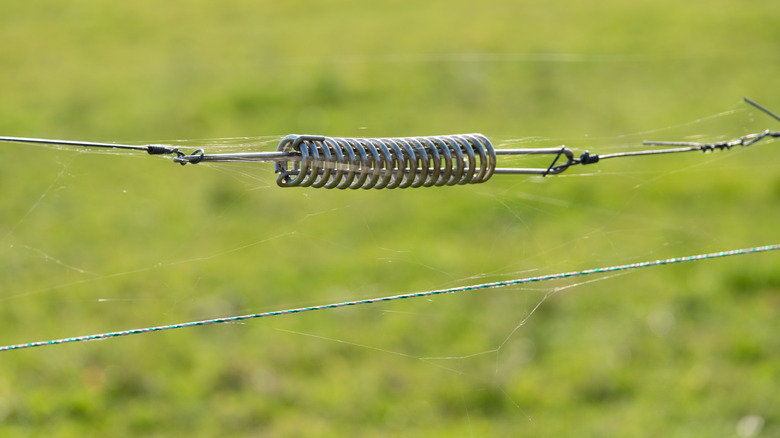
top-left (1, 0), bottom-right (779, 436)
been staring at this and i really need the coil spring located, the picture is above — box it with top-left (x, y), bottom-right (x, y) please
top-left (273, 134), bottom-right (496, 189)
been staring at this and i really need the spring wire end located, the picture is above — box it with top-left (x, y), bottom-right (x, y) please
top-left (171, 149), bottom-right (205, 165)
top-left (542, 146), bottom-right (568, 177)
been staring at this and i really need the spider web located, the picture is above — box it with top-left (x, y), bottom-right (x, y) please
top-left (1, 98), bottom-right (777, 435)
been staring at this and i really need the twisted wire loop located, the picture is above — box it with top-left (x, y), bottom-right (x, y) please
top-left (642, 129), bottom-right (780, 151)
top-left (273, 134), bottom-right (496, 189)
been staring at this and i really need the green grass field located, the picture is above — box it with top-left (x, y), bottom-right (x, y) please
top-left (1, 1), bottom-right (779, 436)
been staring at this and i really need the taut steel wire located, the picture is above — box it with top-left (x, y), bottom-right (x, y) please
top-left (1, 98), bottom-right (777, 189)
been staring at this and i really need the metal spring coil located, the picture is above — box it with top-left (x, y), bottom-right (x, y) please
top-left (273, 134), bottom-right (496, 189)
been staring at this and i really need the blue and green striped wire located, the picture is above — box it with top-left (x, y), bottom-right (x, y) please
top-left (1, 244), bottom-right (778, 352)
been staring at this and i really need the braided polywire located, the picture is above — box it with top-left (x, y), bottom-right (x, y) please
top-left (273, 134), bottom-right (496, 189)
top-left (1, 244), bottom-right (777, 352)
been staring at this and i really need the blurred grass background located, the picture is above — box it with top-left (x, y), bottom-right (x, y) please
top-left (1, 0), bottom-right (779, 436)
